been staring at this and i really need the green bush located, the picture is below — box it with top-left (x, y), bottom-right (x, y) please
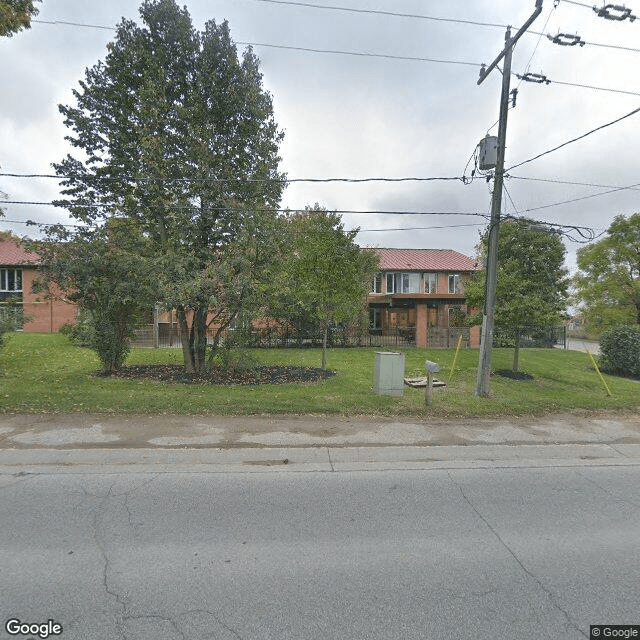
top-left (59, 316), bottom-right (94, 347)
top-left (0, 298), bottom-right (25, 348)
top-left (599, 325), bottom-right (640, 378)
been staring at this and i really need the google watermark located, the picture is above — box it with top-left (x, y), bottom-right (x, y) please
top-left (591, 626), bottom-right (640, 639)
top-left (5, 619), bottom-right (63, 639)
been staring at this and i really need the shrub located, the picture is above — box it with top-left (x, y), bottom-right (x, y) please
top-left (59, 316), bottom-right (94, 347)
top-left (0, 298), bottom-right (25, 349)
top-left (599, 325), bottom-right (640, 378)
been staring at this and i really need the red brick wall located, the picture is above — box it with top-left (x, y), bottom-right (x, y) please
top-left (20, 268), bottom-right (78, 333)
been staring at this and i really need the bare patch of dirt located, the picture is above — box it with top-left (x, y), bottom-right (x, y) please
top-left (105, 364), bottom-right (336, 386)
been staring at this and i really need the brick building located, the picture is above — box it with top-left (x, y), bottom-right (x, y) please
top-left (368, 248), bottom-right (480, 348)
top-left (0, 234), bottom-right (77, 332)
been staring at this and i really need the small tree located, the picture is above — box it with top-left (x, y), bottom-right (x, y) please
top-left (0, 0), bottom-right (40, 37)
top-left (269, 207), bottom-right (379, 369)
top-left (573, 213), bottom-right (640, 332)
top-left (34, 219), bottom-right (159, 374)
top-left (466, 219), bottom-right (569, 372)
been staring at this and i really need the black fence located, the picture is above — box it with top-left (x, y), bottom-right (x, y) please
top-left (493, 325), bottom-right (566, 349)
top-left (131, 323), bottom-right (567, 350)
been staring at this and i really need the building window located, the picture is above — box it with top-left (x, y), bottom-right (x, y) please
top-left (369, 307), bottom-right (382, 331)
top-left (448, 274), bottom-right (461, 294)
top-left (0, 268), bottom-right (22, 292)
top-left (371, 274), bottom-right (382, 294)
top-left (424, 273), bottom-right (437, 294)
top-left (386, 272), bottom-right (420, 294)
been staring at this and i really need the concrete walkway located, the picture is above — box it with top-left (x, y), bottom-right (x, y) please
top-left (1, 411), bottom-right (639, 471)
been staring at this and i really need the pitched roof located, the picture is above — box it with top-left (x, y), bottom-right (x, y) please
top-left (0, 238), bottom-right (40, 266)
top-left (373, 248), bottom-right (478, 272)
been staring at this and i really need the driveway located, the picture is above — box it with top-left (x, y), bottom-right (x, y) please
top-left (558, 338), bottom-right (600, 354)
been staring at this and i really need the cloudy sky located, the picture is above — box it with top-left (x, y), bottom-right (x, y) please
top-left (1, 0), bottom-right (639, 270)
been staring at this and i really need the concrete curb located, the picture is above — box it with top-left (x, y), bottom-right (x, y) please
top-left (2, 443), bottom-right (640, 474)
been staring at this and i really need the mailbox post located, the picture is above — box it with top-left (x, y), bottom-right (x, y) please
top-left (425, 360), bottom-right (440, 406)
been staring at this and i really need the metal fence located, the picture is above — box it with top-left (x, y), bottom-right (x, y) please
top-left (131, 323), bottom-right (567, 350)
top-left (493, 325), bottom-right (566, 349)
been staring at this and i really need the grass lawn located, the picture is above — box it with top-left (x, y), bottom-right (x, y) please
top-left (1, 332), bottom-right (638, 418)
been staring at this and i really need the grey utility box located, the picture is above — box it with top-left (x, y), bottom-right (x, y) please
top-left (374, 352), bottom-right (405, 396)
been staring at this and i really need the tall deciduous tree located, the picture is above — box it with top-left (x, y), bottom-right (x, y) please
top-left (54, 0), bottom-right (285, 374)
top-left (269, 207), bottom-right (379, 370)
top-left (466, 219), bottom-right (569, 372)
top-left (573, 213), bottom-right (640, 331)
top-left (0, 0), bottom-right (40, 37)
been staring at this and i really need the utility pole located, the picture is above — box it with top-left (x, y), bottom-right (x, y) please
top-left (475, 0), bottom-right (543, 397)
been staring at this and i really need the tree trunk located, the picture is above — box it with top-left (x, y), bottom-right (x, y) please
top-left (512, 332), bottom-right (521, 373)
top-left (322, 323), bottom-right (329, 370)
top-left (176, 306), bottom-right (195, 373)
top-left (193, 306), bottom-right (208, 374)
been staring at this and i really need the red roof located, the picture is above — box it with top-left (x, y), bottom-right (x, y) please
top-left (374, 248), bottom-right (477, 272)
top-left (0, 238), bottom-right (40, 266)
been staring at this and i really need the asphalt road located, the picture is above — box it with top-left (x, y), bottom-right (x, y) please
top-left (2, 461), bottom-right (639, 640)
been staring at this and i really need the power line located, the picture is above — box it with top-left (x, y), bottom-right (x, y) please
top-left (515, 72), bottom-right (640, 96)
top-left (32, 18), bottom-right (482, 67)
top-left (518, 180), bottom-right (640, 213)
top-left (508, 174), bottom-right (640, 191)
top-left (517, 3), bottom-right (557, 92)
top-left (33, 19), bottom-right (115, 30)
top-left (357, 223), bottom-right (486, 232)
top-left (0, 172), bottom-right (475, 184)
top-left (32, 14), bottom-right (640, 57)
top-left (549, 79), bottom-right (640, 96)
top-left (0, 201), bottom-right (489, 217)
top-left (531, 29), bottom-right (640, 53)
top-left (501, 213), bottom-right (598, 242)
top-left (249, 0), bottom-right (508, 29)
top-left (239, 41), bottom-right (482, 67)
top-left (506, 105), bottom-right (640, 171)
top-left (560, 0), bottom-right (593, 8)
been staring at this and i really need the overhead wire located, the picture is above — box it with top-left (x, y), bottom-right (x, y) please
top-left (506, 105), bottom-right (640, 171)
top-left (0, 172), bottom-right (476, 184)
top-left (31, 18), bottom-right (483, 68)
top-left (236, 41), bottom-right (482, 66)
top-left (248, 0), bottom-right (509, 28)
top-left (0, 200), bottom-right (489, 217)
top-left (508, 174), bottom-right (640, 191)
top-left (514, 73), bottom-right (640, 96)
top-left (516, 181), bottom-right (640, 213)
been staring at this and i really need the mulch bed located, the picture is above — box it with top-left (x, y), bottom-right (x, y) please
top-left (494, 369), bottom-right (534, 381)
top-left (108, 364), bottom-right (336, 386)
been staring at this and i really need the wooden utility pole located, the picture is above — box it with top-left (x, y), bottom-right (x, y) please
top-left (475, 1), bottom-right (543, 397)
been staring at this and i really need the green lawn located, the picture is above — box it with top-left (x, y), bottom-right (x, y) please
top-left (1, 332), bottom-right (638, 417)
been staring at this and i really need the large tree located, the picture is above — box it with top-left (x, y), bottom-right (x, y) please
top-left (573, 213), bottom-right (640, 331)
top-left (268, 207), bottom-right (379, 370)
top-left (466, 219), bottom-right (569, 372)
top-left (54, 0), bottom-right (285, 374)
top-left (0, 0), bottom-right (40, 37)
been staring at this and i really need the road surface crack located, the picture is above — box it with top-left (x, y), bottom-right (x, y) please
top-left (326, 448), bottom-right (335, 471)
top-left (447, 471), bottom-right (588, 639)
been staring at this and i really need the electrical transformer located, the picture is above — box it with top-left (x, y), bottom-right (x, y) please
top-left (478, 135), bottom-right (499, 170)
